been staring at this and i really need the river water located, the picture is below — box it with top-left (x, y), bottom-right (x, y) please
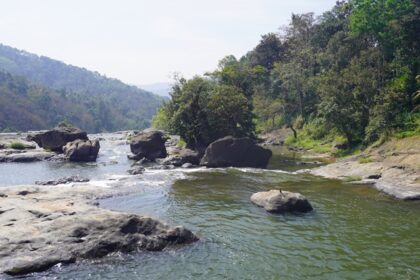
top-left (1, 133), bottom-right (419, 280)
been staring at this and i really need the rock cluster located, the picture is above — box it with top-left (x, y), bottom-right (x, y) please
top-left (162, 147), bottom-right (201, 167)
top-left (35, 176), bottom-right (90, 185)
top-left (250, 190), bottom-right (313, 213)
top-left (27, 126), bottom-right (88, 152)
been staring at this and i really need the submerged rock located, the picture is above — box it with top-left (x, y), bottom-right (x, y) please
top-left (200, 136), bottom-right (272, 168)
top-left (63, 139), bottom-right (100, 162)
top-left (0, 150), bottom-right (55, 162)
top-left (27, 127), bottom-right (88, 152)
top-left (250, 190), bottom-right (313, 213)
top-left (35, 176), bottom-right (90, 185)
top-left (127, 166), bottom-right (145, 175)
top-left (129, 130), bottom-right (167, 160)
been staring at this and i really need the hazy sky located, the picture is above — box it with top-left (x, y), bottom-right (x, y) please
top-left (0, 0), bottom-right (337, 85)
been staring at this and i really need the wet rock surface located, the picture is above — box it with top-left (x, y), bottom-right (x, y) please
top-left (63, 139), bottom-right (100, 162)
top-left (0, 150), bottom-right (55, 162)
top-left (0, 184), bottom-right (198, 276)
top-left (162, 147), bottom-right (201, 167)
top-left (200, 136), bottom-right (272, 168)
top-left (35, 176), bottom-right (90, 185)
top-left (127, 166), bottom-right (145, 175)
top-left (27, 126), bottom-right (88, 152)
top-left (251, 190), bottom-right (313, 213)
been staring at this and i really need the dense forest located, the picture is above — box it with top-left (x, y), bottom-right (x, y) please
top-left (0, 44), bottom-right (163, 132)
top-left (154, 0), bottom-right (420, 152)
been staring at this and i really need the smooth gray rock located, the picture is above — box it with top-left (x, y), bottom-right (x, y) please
top-left (200, 136), bottom-right (272, 168)
top-left (251, 190), bottom-right (313, 213)
top-left (129, 130), bottom-right (167, 160)
top-left (0, 151), bottom-right (55, 162)
top-left (27, 127), bottom-right (88, 152)
top-left (182, 163), bottom-right (193, 168)
top-left (63, 139), bottom-right (100, 162)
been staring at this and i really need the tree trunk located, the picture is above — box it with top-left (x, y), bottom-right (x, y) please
top-left (290, 125), bottom-right (297, 139)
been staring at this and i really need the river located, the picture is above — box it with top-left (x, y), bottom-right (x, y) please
top-left (0, 133), bottom-right (419, 279)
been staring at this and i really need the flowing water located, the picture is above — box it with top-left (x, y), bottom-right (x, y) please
top-left (1, 133), bottom-right (419, 280)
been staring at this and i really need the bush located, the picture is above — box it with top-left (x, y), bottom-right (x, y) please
top-left (9, 142), bottom-right (25, 150)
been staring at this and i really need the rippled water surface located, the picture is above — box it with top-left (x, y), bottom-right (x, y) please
top-left (1, 134), bottom-right (419, 279)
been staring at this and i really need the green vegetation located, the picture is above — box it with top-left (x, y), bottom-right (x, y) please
top-left (9, 142), bottom-right (25, 150)
top-left (154, 0), bottom-right (419, 152)
top-left (156, 75), bottom-right (254, 149)
top-left (358, 156), bottom-right (374, 164)
top-left (0, 44), bottom-right (163, 132)
top-left (343, 176), bottom-right (363, 182)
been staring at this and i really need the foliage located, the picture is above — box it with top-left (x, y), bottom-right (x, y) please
top-left (155, 0), bottom-right (419, 151)
top-left (0, 44), bottom-right (163, 132)
top-left (157, 76), bottom-right (255, 148)
top-left (9, 142), bottom-right (25, 150)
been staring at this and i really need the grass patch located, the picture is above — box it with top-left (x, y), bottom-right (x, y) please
top-left (285, 134), bottom-right (333, 153)
top-left (358, 156), bottom-right (374, 164)
top-left (8, 142), bottom-right (25, 150)
top-left (394, 113), bottom-right (420, 139)
top-left (177, 138), bottom-right (187, 148)
top-left (342, 176), bottom-right (362, 182)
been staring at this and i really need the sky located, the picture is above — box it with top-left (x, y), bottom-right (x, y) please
top-left (0, 0), bottom-right (337, 85)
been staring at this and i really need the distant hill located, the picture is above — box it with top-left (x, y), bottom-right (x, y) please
top-left (138, 82), bottom-right (172, 98)
top-left (0, 44), bottom-right (163, 132)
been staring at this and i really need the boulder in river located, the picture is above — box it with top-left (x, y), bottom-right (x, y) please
top-left (27, 126), bottom-right (88, 152)
top-left (250, 190), bottom-right (313, 213)
top-left (200, 136), bottom-right (272, 168)
top-left (129, 130), bottom-right (167, 160)
top-left (63, 139), bottom-right (100, 162)
top-left (162, 147), bottom-right (201, 167)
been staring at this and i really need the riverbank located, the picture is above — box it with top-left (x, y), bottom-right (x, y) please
top-left (310, 136), bottom-right (420, 200)
top-left (260, 128), bottom-right (420, 200)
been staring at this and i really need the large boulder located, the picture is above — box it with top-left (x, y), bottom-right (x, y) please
top-left (129, 130), bottom-right (167, 160)
top-left (27, 127), bottom-right (88, 152)
top-left (251, 190), bottom-right (313, 213)
top-left (63, 139), bottom-right (100, 162)
top-left (200, 136), bottom-right (272, 168)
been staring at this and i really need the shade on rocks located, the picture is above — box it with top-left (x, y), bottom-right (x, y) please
top-left (200, 136), bottom-right (272, 168)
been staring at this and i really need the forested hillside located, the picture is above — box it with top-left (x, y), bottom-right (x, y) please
top-left (0, 44), bottom-right (162, 132)
top-left (154, 0), bottom-right (419, 151)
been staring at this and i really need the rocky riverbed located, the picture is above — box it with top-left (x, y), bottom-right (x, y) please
top-left (0, 131), bottom-right (419, 279)
top-left (0, 182), bottom-right (197, 276)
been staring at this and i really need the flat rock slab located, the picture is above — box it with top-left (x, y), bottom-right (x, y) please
top-left (251, 190), bottom-right (313, 213)
top-left (311, 160), bottom-right (420, 200)
top-left (0, 150), bottom-right (55, 162)
top-left (0, 184), bottom-right (198, 276)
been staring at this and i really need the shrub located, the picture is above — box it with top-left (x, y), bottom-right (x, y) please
top-left (9, 142), bottom-right (25, 150)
